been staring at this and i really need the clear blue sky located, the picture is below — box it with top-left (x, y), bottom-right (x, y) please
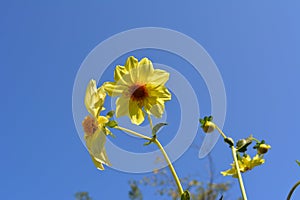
top-left (2, 1), bottom-right (300, 199)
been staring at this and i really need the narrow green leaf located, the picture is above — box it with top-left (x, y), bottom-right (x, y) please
top-left (296, 160), bottom-right (300, 166)
top-left (106, 110), bottom-right (115, 118)
top-left (106, 120), bottom-right (118, 128)
top-left (236, 136), bottom-right (253, 152)
top-left (224, 137), bottom-right (234, 147)
top-left (143, 141), bottom-right (152, 146)
top-left (152, 123), bottom-right (168, 136)
top-left (199, 119), bottom-right (205, 125)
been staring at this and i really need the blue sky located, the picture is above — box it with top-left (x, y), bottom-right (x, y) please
top-left (2, 0), bottom-right (300, 199)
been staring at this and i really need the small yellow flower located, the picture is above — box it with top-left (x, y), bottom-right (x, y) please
top-left (257, 143), bottom-right (271, 154)
top-left (82, 79), bottom-right (111, 170)
top-left (104, 56), bottom-right (171, 125)
top-left (221, 154), bottom-right (265, 178)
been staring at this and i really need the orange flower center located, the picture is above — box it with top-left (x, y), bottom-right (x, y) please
top-left (129, 84), bottom-right (148, 101)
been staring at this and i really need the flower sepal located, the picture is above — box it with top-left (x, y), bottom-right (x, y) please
top-left (236, 135), bottom-right (253, 153)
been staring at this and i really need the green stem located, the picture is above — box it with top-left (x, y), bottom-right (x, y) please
top-left (114, 126), bottom-right (152, 140)
top-left (154, 139), bottom-right (184, 195)
top-left (231, 146), bottom-right (248, 200)
top-left (251, 137), bottom-right (260, 143)
top-left (214, 123), bottom-right (248, 200)
top-left (215, 125), bottom-right (227, 139)
top-left (147, 113), bottom-right (153, 130)
top-left (114, 125), bottom-right (184, 196)
top-left (287, 180), bottom-right (300, 200)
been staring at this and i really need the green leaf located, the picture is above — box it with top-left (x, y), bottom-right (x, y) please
top-left (199, 119), bottom-right (205, 125)
top-left (224, 137), bottom-right (234, 147)
top-left (106, 120), bottom-right (118, 128)
top-left (152, 123), bottom-right (168, 136)
top-left (181, 191), bottom-right (190, 200)
top-left (236, 136), bottom-right (253, 152)
top-left (199, 116), bottom-right (213, 127)
top-left (143, 141), bottom-right (152, 146)
top-left (106, 110), bottom-right (115, 118)
top-left (296, 160), bottom-right (300, 166)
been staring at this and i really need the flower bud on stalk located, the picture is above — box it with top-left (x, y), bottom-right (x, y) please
top-left (202, 121), bottom-right (215, 133)
top-left (257, 143), bottom-right (271, 154)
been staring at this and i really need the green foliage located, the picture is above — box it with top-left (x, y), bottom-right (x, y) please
top-left (296, 160), bottom-right (300, 167)
top-left (224, 137), bottom-right (234, 147)
top-left (236, 136), bottom-right (253, 153)
top-left (75, 192), bottom-right (92, 200)
top-left (106, 110), bottom-right (115, 118)
top-left (106, 120), bottom-right (118, 128)
top-left (199, 116), bottom-right (213, 126)
top-left (152, 123), bottom-right (168, 136)
top-left (144, 123), bottom-right (168, 146)
top-left (253, 139), bottom-right (265, 149)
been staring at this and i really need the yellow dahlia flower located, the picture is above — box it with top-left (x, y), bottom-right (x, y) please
top-left (221, 154), bottom-right (265, 178)
top-left (104, 56), bottom-right (171, 125)
top-left (82, 79), bottom-right (111, 170)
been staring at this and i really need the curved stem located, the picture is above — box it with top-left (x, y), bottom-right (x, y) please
top-left (147, 113), bottom-right (153, 130)
top-left (287, 180), bottom-right (300, 200)
top-left (214, 123), bottom-right (248, 200)
top-left (231, 146), bottom-right (248, 200)
top-left (215, 125), bottom-right (227, 139)
top-left (114, 125), bottom-right (184, 196)
top-left (114, 126), bottom-right (152, 140)
top-left (154, 139), bottom-right (184, 195)
top-left (251, 137), bottom-right (260, 143)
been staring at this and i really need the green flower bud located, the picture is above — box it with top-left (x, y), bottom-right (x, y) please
top-left (202, 121), bottom-right (215, 133)
top-left (257, 143), bottom-right (271, 154)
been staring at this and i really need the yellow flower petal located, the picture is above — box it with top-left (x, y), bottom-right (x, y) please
top-left (148, 85), bottom-right (171, 101)
top-left (129, 100), bottom-right (145, 125)
top-left (106, 56), bottom-right (171, 124)
top-left (121, 56), bottom-right (139, 83)
top-left (97, 116), bottom-right (109, 124)
top-left (148, 69), bottom-right (169, 86)
top-left (114, 65), bottom-right (127, 82)
top-left (104, 82), bottom-right (128, 96)
top-left (125, 56), bottom-right (138, 72)
top-left (116, 96), bottom-right (130, 117)
top-left (90, 154), bottom-right (105, 170)
top-left (84, 80), bottom-right (106, 118)
top-left (251, 154), bottom-right (265, 168)
top-left (137, 58), bottom-right (154, 82)
top-left (221, 168), bottom-right (238, 178)
top-left (85, 129), bottom-right (111, 167)
top-left (144, 97), bottom-right (165, 118)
